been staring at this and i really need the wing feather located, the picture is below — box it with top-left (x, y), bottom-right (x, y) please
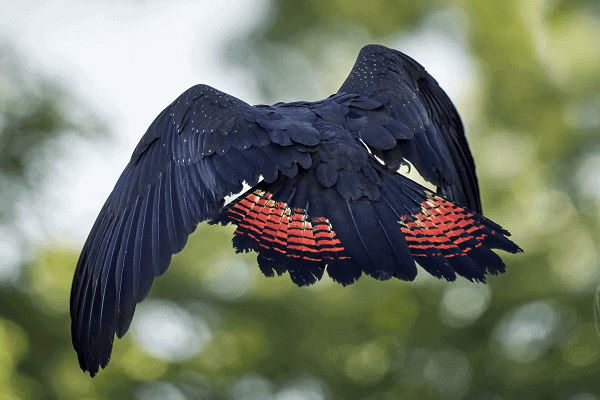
top-left (337, 44), bottom-right (482, 213)
top-left (71, 84), bottom-right (321, 376)
top-left (72, 46), bottom-right (521, 378)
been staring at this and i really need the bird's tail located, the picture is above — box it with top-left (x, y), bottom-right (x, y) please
top-left (210, 168), bottom-right (522, 286)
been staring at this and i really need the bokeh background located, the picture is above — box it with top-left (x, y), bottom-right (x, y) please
top-left (1, 0), bottom-right (600, 399)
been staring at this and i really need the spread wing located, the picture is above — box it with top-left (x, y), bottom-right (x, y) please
top-left (337, 44), bottom-right (482, 213)
top-left (70, 85), bottom-right (322, 376)
top-left (71, 46), bottom-right (522, 378)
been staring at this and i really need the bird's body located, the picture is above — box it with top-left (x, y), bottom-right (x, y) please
top-left (71, 45), bottom-right (522, 376)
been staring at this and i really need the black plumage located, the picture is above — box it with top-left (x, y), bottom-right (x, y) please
top-left (71, 44), bottom-right (522, 376)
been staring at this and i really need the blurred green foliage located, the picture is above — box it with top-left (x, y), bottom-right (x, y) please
top-left (2, 0), bottom-right (600, 399)
top-left (0, 45), bottom-right (104, 226)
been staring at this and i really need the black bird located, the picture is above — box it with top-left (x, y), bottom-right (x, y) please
top-left (70, 44), bottom-right (522, 376)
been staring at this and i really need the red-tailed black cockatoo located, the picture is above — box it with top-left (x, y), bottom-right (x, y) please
top-left (71, 44), bottom-right (522, 376)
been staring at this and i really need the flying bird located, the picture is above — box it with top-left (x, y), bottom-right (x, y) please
top-left (71, 44), bottom-right (522, 376)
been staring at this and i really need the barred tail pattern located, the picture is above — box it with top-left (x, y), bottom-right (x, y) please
top-left (400, 194), bottom-right (521, 281)
top-left (214, 189), bottom-right (354, 286)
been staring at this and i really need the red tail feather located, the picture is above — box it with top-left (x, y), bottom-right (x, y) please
top-left (226, 189), bottom-right (351, 263)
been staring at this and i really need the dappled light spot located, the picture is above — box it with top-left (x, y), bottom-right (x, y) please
top-left (231, 373), bottom-right (274, 400)
top-left (561, 323), bottom-right (600, 367)
top-left (135, 381), bottom-right (186, 400)
top-left (480, 132), bottom-right (534, 180)
top-left (549, 225), bottom-right (599, 293)
top-left (199, 331), bottom-right (243, 371)
top-left (201, 258), bottom-right (256, 300)
top-left (503, 171), bottom-right (574, 246)
top-left (439, 281), bottom-right (491, 328)
top-left (184, 300), bottom-right (224, 333)
top-left (422, 350), bottom-right (472, 399)
top-left (274, 378), bottom-right (326, 400)
top-left (0, 229), bottom-right (21, 282)
top-left (577, 153), bottom-right (600, 202)
top-left (493, 300), bottom-right (558, 364)
top-left (525, 189), bottom-right (575, 236)
top-left (132, 299), bottom-right (212, 362)
top-left (564, 95), bottom-right (600, 130)
top-left (344, 342), bottom-right (391, 384)
top-left (171, 371), bottom-right (215, 398)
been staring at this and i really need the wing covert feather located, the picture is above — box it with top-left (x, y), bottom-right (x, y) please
top-left (337, 44), bottom-right (482, 213)
top-left (71, 84), bottom-right (324, 376)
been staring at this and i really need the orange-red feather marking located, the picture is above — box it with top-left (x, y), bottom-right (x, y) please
top-left (401, 194), bottom-right (489, 258)
top-left (227, 189), bottom-right (350, 262)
